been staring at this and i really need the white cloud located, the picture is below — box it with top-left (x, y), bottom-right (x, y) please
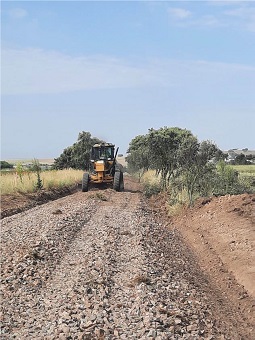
top-left (189, 14), bottom-right (222, 28)
top-left (2, 47), bottom-right (255, 96)
top-left (9, 8), bottom-right (28, 19)
top-left (224, 6), bottom-right (255, 32)
top-left (208, 1), bottom-right (247, 7)
top-left (168, 7), bottom-right (192, 20)
top-left (2, 48), bottom-right (167, 95)
top-left (166, 3), bottom-right (255, 31)
top-left (167, 7), bottom-right (225, 28)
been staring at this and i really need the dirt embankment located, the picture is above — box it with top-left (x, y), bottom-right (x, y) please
top-left (150, 191), bottom-right (255, 335)
top-left (1, 177), bottom-right (255, 338)
top-left (170, 194), bottom-right (255, 298)
top-left (0, 186), bottom-right (80, 219)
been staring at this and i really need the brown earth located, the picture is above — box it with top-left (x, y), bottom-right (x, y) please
top-left (1, 176), bottom-right (255, 337)
top-left (149, 191), bottom-right (255, 334)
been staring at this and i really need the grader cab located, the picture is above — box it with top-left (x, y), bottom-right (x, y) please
top-left (81, 143), bottom-right (124, 192)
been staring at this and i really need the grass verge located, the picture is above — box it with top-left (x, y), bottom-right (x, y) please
top-left (0, 169), bottom-right (83, 195)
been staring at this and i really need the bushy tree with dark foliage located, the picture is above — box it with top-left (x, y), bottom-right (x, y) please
top-left (234, 153), bottom-right (251, 165)
top-left (0, 161), bottom-right (14, 169)
top-left (127, 126), bottom-right (222, 204)
top-left (54, 131), bottom-right (104, 170)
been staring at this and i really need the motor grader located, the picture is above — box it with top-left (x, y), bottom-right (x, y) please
top-left (81, 143), bottom-right (124, 192)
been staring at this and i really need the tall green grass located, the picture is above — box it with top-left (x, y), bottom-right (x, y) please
top-left (231, 164), bottom-right (255, 177)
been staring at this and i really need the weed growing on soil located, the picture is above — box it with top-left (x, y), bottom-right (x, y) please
top-left (32, 159), bottom-right (43, 191)
top-left (16, 162), bottom-right (24, 183)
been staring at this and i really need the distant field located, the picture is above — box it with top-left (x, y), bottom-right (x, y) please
top-left (6, 159), bottom-right (55, 165)
top-left (117, 156), bottom-right (127, 167)
top-left (5, 156), bottom-right (127, 166)
top-left (231, 164), bottom-right (255, 177)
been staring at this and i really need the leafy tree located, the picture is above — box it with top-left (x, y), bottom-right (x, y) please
top-left (234, 153), bottom-right (250, 165)
top-left (72, 131), bottom-right (104, 169)
top-left (126, 134), bottom-right (150, 173)
top-left (54, 146), bottom-right (74, 169)
top-left (127, 127), bottom-right (224, 204)
top-left (181, 141), bottom-right (221, 204)
top-left (214, 149), bottom-right (228, 162)
top-left (0, 161), bottom-right (14, 169)
top-left (54, 131), bottom-right (104, 170)
top-left (147, 127), bottom-right (199, 189)
top-left (246, 154), bottom-right (255, 162)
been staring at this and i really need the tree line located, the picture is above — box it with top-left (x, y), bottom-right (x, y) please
top-left (52, 127), bottom-right (254, 203)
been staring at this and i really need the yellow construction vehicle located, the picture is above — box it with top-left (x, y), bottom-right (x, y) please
top-left (81, 143), bottom-right (124, 192)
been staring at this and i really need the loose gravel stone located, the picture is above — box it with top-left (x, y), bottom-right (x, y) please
top-left (0, 188), bottom-right (253, 339)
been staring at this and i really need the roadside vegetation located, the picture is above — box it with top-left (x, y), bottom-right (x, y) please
top-left (1, 167), bottom-right (83, 195)
top-left (0, 161), bottom-right (14, 170)
top-left (0, 131), bottom-right (111, 196)
top-left (126, 127), bottom-right (255, 207)
top-left (1, 128), bottom-right (254, 202)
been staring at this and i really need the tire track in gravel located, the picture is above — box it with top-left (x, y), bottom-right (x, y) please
top-left (4, 190), bottom-right (143, 339)
top-left (1, 192), bottom-right (97, 337)
top-left (1, 180), bottom-right (254, 339)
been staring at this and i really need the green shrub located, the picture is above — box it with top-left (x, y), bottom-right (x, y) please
top-left (32, 159), bottom-right (43, 190)
top-left (0, 161), bottom-right (14, 169)
top-left (143, 181), bottom-right (161, 198)
top-left (212, 161), bottom-right (254, 195)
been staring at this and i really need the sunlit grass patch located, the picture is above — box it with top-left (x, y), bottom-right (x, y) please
top-left (0, 169), bottom-right (83, 195)
top-left (231, 165), bottom-right (255, 177)
top-left (141, 170), bottom-right (161, 197)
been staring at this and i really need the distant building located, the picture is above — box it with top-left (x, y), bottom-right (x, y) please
top-left (225, 149), bottom-right (255, 163)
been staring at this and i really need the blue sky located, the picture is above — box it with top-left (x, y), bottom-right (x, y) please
top-left (1, 1), bottom-right (255, 159)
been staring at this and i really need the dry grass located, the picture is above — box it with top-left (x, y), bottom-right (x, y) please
top-left (141, 170), bottom-right (191, 214)
top-left (88, 192), bottom-right (108, 201)
top-left (141, 170), bottom-right (160, 184)
top-left (5, 159), bottom-right (55, 165)
top-left (167, 200), bottom-right (186, 216)
top-left (0, 169), bottom-right (83, 195)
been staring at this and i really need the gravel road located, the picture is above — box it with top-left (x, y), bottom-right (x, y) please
top-left (1, 178), bottom-right (254, 339)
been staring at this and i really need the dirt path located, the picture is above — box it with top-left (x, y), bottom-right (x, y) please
top-left (1, 177), bottom-right (254, 338)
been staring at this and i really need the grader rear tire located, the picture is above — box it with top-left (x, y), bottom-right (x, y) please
top-left (120, 172), bottom-right (124, 191)
top-left (113, 171), bottom-right (121, 191)
top-left (82, 173), bottom-right (89, 192)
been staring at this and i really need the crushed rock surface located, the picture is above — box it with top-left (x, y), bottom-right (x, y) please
top-left (1, 179), bottom-right (254, 339)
